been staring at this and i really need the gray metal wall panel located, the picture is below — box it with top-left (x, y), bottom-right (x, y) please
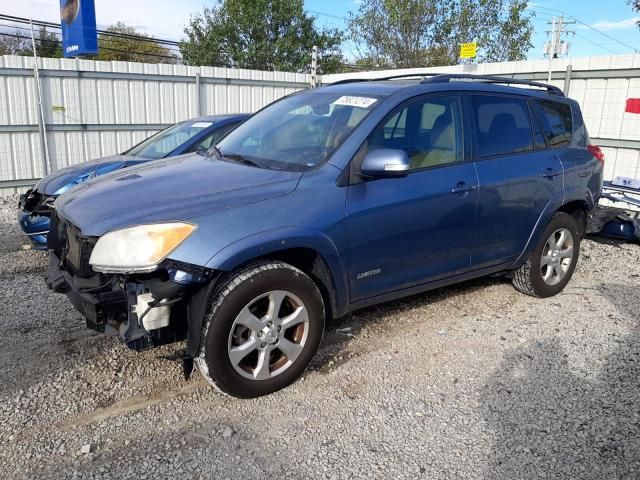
top-left (0, 55), bottom-right (309, 191)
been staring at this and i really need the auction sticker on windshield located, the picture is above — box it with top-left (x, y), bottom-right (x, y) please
top-left (191, 122), bottom-right (213, 128)
top-left (333, 96), bottom-right (378, 108)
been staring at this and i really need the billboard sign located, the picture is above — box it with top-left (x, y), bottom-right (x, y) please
top-left (60, 0), bottom-right (98, 57)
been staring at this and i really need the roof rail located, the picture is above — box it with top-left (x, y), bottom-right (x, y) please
top-left (328, 72), bottom-right (444, 86)
top-left (421, 74), bottom-right (564, 96)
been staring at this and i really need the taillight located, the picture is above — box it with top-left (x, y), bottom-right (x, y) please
top-left (588, 144), bottom-right (605, 165)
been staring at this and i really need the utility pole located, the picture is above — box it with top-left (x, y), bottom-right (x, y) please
top-left (30, 19), bottom-right (51, 175)
top-left (544, 15), bottom-right (575, 83)
top-left (311, 45), bottom-right (318, 88)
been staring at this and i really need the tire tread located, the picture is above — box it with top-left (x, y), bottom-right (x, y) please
top-left (195, 260), bottom-right (317, 397)
top-left (511, 212), bottom-right (580, 298)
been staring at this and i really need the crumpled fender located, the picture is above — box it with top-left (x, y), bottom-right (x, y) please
top-left (204, 226), bottom-right (350, 316)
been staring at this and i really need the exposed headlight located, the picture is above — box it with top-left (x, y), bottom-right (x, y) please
top-left (89, 222), bottom-right (196, 273)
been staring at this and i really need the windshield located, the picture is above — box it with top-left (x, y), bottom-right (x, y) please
top-left (126, 119), bottom-right (215, 159)
top-left (216, 92), bottom-right (381, 171)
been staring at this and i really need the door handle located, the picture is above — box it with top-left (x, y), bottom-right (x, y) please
top-left (451, 182), bottom-right (477, 194)
top-left (542, 168), bottom-right (562, 178)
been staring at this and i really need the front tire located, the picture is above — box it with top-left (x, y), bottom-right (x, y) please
top-left (195, 260), bottom-right (325, 398)
top-left (512, 212), bottom-right (581, 298)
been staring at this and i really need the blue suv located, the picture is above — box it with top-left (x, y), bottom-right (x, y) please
top-left (46, 74), bottom-right (603, 398)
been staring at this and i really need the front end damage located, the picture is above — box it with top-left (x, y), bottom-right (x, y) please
top-left (45, 212), bottom-right (218, 375)
top-left (18, 189), bottom-right (56, 249)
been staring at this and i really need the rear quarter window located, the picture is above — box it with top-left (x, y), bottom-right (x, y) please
top-left (533, 100), bottom-right (573, 148)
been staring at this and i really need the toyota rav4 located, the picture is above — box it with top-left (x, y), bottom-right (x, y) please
top-left (46, 74), bottom-right (604, 398)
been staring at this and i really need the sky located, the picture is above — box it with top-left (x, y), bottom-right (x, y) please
top-left (0, 0), bottom-right (638, 61)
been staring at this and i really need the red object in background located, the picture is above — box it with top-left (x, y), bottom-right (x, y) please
top-left (626, 98), bottom-right (640, 114)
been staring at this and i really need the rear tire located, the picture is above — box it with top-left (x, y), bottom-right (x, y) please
top-left (512, 212), bottom-right (580, 298)
top-left (195, 260), bottom-right (325, 398)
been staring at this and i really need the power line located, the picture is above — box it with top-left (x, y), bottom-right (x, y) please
top-left (0, 31), bottom-right (179, 61)
top-left (0, 18), bottom-right (182, 54)
top-left (529, 7), bottom-right (639, 52)
top-left (307, 10), bottom-right (349, 22)
top-left (573, 32), bottom-right (620, 55)
top-left (0, 14), bottom-right (181, 48)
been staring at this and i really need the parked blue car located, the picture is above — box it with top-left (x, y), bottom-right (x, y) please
top-left (18, 114), bottom-right (248, 248)
top-left (46, 74), bottom-right (603, 398)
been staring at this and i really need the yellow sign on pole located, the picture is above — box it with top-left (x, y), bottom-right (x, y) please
top-left (460, 42), bottom-right (477, 59)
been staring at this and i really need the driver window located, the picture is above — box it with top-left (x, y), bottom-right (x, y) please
top-left (368, 96), bottom-right (462, 170)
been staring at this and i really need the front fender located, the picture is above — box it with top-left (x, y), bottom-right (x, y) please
top-left (204, 227), bottom-right (350, 316)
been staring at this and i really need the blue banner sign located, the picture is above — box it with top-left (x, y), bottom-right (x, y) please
top-left (60, 0), bottom-right (98, 57)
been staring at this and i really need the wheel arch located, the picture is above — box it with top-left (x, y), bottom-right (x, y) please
top-left (204, 228), bottom-right (349, 320)
top-left (184, 229), bottom-right (349, 361)
top-left (512, 194), bottom-right (589, 270)
top-left (557, 199), bottom-right (589, 237)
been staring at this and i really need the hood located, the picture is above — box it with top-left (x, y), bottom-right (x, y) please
top-left (36, 155), bottom-right (149, 196)
top-left (55, 153), bottom-right (302, 236)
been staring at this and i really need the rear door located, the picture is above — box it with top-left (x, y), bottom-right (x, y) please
top-left (531, 99), bottom-right (598, 202)
top-left (346, 94), bottom-right (479, 302)
top-left (468, 94), bottom-right (564, 268)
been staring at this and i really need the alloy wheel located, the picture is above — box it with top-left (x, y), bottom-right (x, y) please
top-left (540, 227), bottom-right (574, 286)
top-left (227, 290), bottom-right (309, 380)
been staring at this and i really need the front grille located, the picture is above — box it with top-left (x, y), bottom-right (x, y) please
top-left (50, 211), bottom-right (98, 278)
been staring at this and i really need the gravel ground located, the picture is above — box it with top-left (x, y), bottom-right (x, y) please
top-left (1, 195), bottom-right (639, 479)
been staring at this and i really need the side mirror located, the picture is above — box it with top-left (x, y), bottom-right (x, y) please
top-left (360, 149), bottom-right (410, 178)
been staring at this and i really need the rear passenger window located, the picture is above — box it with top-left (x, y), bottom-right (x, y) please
top-left (533, 100), bottom-right (573, 148)
top-left (471, 96), bottom-right (533, 158)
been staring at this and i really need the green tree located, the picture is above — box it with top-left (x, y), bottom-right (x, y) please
top-left (630, 0), bottom-right (640, 27)
top-left (0, 27), bottom-right (62, 58)
top-left (0, 31), bottom-right (30, 56)
top-left (96, 22), bottom-right (178, 63)
top-left (180, 0), bottom-right (344, 73)
top-left (348, 0), bottom-right (534, 68)
top-left (34, 27), bottom-right (63, 58)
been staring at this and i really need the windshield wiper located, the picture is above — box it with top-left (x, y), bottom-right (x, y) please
top-left (203, 145), bottom-right (223, 159)
top-left (222, 153), bottom-right (262, 168)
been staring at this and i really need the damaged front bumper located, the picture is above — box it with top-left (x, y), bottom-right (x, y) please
top-left (18, 189), bottom-right (56, 250)
top-left (45, 215), bottom-right (219, 356)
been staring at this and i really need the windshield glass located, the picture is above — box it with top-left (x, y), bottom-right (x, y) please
top-left (216, 92), bottom-right (381, 171)
top-left (126, 120), bottom-right (215, 159)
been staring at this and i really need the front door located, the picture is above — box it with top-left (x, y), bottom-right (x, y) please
top-left (346, 94), bottom-right (479, 302)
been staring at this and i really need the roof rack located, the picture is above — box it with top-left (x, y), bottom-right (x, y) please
top-left (421, 74), bottom-right (564, 96)
top-left (328, 72), bottom-right (444, 86)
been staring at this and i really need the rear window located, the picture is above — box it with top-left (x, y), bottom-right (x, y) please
top-left (533, 100), bottom-right (573, 148)
top-left (471, 95), bottom-right (533, 158)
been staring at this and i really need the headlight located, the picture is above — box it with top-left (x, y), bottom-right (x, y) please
top-left (89, 222), bottom-right (196, 273)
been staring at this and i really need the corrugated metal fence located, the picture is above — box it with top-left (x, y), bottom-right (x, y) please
top-left (0, 55), bottom-right (309, 194)
top-left (323, 54), bottom-right (640, 183)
